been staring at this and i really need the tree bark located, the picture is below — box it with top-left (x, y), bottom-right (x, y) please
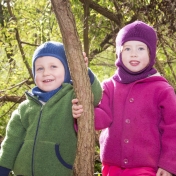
top-left (50, 0), bottom-right (95, 175)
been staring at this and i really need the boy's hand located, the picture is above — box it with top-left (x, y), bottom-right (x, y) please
top-left (72, 99), bottom-right (83, 118)
top-left (156, 168), bottom-right (172, 176)
top-left (83, 52), bottom-right (88, 67)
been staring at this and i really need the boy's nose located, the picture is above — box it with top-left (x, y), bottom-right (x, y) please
top-left (43, 69), bottom-right (50, 76)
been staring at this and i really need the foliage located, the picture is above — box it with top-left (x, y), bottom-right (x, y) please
top-left (0, 0), bottom-right (176, 173)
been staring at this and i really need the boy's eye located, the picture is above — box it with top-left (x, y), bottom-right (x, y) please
top-left (51, 65), bottom-right (57, 68)
top-left (36, 67), bottom-right (43, 71)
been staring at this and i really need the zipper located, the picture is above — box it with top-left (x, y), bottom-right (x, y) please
top-left (31, 106), bottom-right (43, 176)
top-left (25, 92), bottom-right (43, 106)
top-left (26, 92), bottom-right (43, 176)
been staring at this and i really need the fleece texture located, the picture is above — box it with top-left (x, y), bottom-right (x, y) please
top-left (95, 75), bottom-right (176, 175)
top-left (0, 75), bottom-right (102, 176)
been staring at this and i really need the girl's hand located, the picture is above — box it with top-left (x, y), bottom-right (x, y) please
top-left (72, 52), bottom-right (88, 119)
top-left (72, 99), bottom-right (83, 119)
top-left (156, 168), bottom-right (172, 176)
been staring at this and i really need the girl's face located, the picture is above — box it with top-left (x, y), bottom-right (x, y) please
top-left (35, 56), bottom-right (65, 92)
top-left (121, 41), bottom-right (150, 72)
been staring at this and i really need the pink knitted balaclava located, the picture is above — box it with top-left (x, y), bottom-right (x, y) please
top-left (113, 21), bottom-right (157, 83)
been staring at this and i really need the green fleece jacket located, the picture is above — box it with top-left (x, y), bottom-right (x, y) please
top-left (0, 78), bottom-right (102, 176)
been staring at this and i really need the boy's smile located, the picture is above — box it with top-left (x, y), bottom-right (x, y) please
top-left (35, 56), bottom-right (65, 92)
top-left (43, 79), bottom-right (53, 82)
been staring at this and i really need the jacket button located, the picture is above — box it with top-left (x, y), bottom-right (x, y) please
top-left (129, 98), bottom-right (134, 102)
top-left (124, 139), bottom-right (129, 143)
top-left (124, 159), bottom-right (128, 164)
top-left (125, 119), bottom-right (130, 124)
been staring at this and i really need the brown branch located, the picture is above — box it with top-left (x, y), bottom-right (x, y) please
top-left (155, 56), bottom-right (166, 77)
top-left (0, 3), bottom-right (4, 26)
top-left (91, 63), bottom-right (115, 67)
top-left (158, 34), bottom-right (176, 82)
top-left (0, 79), bottom-right (34, 93)
top-left (0, 95), bottom-right (25, 103)
top-left (0, 136), bottom-right (4, 147)
top-left (20, 41), bottom-right (39, 47)
top-left (89, 27), bottom-right (119, 60)
top-left (6, 0), bottom-right (33, 80)
top-left (161, 44), bottom-right (176, 83)
top-left (83, 0), bottom-right (90, 57)
top-left (0, 100), bottom-right (23, 119)
top-left (79, 0), bottom-right (121, 24)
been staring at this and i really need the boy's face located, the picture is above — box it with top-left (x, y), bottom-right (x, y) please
top-left (121, 41), bottom-right (150, 72)
top-left (35, 56), bottom-right (65, 92)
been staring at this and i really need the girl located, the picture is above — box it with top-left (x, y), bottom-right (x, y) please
top-left (72, 21), bottom-right (176, 176)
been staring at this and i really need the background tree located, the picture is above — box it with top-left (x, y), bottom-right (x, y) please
top-left (0, 0), bottom-right (176, 174)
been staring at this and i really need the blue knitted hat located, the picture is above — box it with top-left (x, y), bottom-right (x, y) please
top-left (113, 21), bottom-right (157, 83)
top-left (32, 41), bottom-right (71, 83)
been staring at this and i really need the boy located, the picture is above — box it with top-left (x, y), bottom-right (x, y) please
top-left (0, 41), bottom-right (102, 176)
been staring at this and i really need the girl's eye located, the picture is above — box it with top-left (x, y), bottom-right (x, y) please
top-left (123, 47), bottom-right (130, 51)
top-left (138, 47), bottom-right (145, 51)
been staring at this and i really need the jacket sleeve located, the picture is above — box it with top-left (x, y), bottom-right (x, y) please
top-left (0, 108), bottom-right (26, 170)
top-left (94, 80), bottom-right (113, 130)
top-left (89, 69), bottom-right (102, 106)
top-left (158, 87), bottom-right (176, 175)
top-left (0, 166), bottom-right (11, 176)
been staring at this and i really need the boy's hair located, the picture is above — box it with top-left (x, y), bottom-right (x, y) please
top-left (32, 41), bottom-right (71, 83)
top-left (115, 21), bottom-right (157, 69)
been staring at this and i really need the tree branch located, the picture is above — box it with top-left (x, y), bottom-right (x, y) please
top-left (89, 27), bottom-right (119, 60)
top-left (6, 0), bottom-right (33, 80)
top-left (0, 95), bottom-right (25, 103)
top-left (79, 0), bottom-right (121, 24)
top-left (0, 79), bottom-right (33, 93)
top-left (83, 0), bottom-right (90, 57)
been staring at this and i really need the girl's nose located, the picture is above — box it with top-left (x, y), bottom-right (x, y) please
top-left (131, 49), bottom-right (137, 57)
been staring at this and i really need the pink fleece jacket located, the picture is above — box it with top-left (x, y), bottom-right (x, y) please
top-left (95, 75), bottom-right (176, 175)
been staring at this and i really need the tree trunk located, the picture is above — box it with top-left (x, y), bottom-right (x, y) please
top-left (50, 0), bottom-right (95, 175)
